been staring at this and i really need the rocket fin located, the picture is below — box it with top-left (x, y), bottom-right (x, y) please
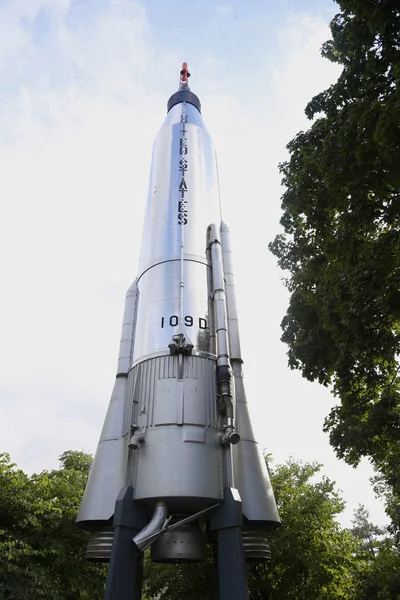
top-left (76, 376), bottom-right (130, 527)
top-left (117, 279), bottom-right (138, 375)
top-left (220, 221), bottom-right (280, 529)
top-left (77, 280), bottom-right (138, 528)
top-left (231, 363), bottom-right (280, 528)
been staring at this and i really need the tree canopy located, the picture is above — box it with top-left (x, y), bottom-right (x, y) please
top-left (269, 0), bottom-right (400, 535)
top-left (350, 504), bottom-right (400, 600)
top-left (0, 451), bottom-right (106, 600)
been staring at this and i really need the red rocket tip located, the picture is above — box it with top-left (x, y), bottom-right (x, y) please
top-left (180, 62), bottom-right (190, 86)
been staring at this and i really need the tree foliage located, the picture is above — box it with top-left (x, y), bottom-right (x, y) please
top-left (351, 504), bottom-right (384, 559)
top-left (269, 0), bottom-right (400, 533)
top-left (0, 451), bottom-right (106, 600)
top-left (350, 505), bottom-right (400, 599)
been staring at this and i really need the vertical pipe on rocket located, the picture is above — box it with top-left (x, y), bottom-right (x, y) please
top-left (206, 237), bottom-right (217, 356)
top-left (207, 224), bottom-right (240, 447)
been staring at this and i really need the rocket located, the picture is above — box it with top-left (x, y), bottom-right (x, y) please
top-left (77, 63), bottom-right (280, 572)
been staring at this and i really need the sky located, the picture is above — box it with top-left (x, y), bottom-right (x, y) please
top-left (0, 0), bottom-right (388, 529)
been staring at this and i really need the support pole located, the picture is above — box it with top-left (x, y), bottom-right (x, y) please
top-left (210, 488), bottom-right (249, 600)
top-left (104, 487), bottom-right (148, 600)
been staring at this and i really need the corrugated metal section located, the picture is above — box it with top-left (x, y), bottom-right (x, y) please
top-left (85, 526), bottom-right (271, 563)
top-left (242, 528), bottom-right (271, 562)
top-left (85, 528), bottom-right (114, 562)
top-left (126, 368), bottom-right (138, 487)
top-left (126, 368), bottom-right (137, 430)
top-left (128, 354), bottom-right (217, 429)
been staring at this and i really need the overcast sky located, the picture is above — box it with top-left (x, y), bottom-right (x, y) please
top-left (0, 0), bottom-right (388, 528)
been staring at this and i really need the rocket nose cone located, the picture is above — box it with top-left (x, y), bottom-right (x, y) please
top-left (167, 63), bottom-right (201, 113)
top-left (167, 86), bottom-right (201, 114)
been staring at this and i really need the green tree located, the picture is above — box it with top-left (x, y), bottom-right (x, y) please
top-left (248, 459), bottom-right (358, 600)
top-left (354, 541), bottom-right (400, 600)
top-left (0, 451), bottom-right (107, 599)
top-left (143, 547), bottom-right (215, 600)
top-left (269, 0), bottom-right (400, 534)
top-left (144, 458), bottom-right (360, 600)
top-left (372, 474), bottom-right (400, 549)
top-left (351, 504), bottom-right (384, 559)
top-left (350, 505), bottom-right (400, 599)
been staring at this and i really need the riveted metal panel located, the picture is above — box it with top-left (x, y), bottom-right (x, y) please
top-left (134, 427), bottom-right (222, 507)
top-left (154, 379), bottom-right (182, 425)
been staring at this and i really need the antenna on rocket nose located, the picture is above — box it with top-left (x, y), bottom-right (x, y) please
top-left (167, 62), bottom-right (200, 112)
top-left (180, 62), bottom-right (190, 86)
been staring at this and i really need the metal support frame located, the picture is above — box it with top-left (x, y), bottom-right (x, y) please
top-left (210, 488), bottom-right (249, 600)
top-left (104, 487), bottom-right (148, 600)
top-left (104, 488), bottom-right (249, 600)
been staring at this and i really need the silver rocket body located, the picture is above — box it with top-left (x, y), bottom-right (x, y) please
top-left (77, 80), bottom-right (280, 563)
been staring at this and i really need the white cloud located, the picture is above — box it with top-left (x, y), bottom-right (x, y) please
top-left (0, 1), bottom-right (163, 146)
top-left (215, 4), bottom-right (234, 18)
top-left (0, 0), bottom-right (70, 65)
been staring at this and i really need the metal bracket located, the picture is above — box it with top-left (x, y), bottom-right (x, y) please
top-left (168, 333), bottom-right (194, 355)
